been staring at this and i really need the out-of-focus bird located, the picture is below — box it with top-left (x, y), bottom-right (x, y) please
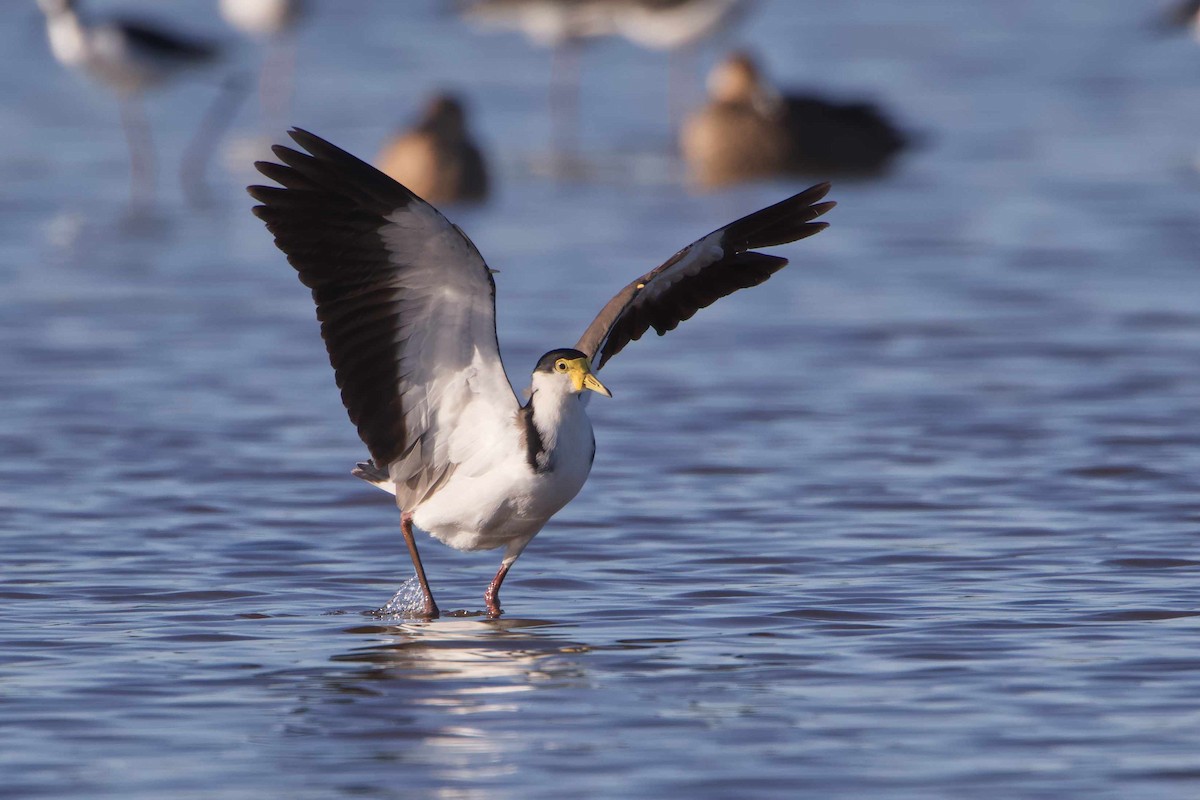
top-left (460, 0), bottom-right (615, 47)
top-left (248, 129), bottom-right (834, 618)
top-left (460, 0), bottom-right (616, 154)
top-left (609, 0), bottom-right (750, 51)
top-left (219, 0), bottom-right (305, 37)
top-left (218, 0), bottom-right (305, 133)
top-left (377, 93), bottom-right (490, 205)
top-left (1163, 0), bottom-right (1200, 38)
top-left (682, 52), bottom-right (908, 188)
top-left (460, 0), bottom-right (751, 152)
top-left (38, 0), bottom-right (220, 204)
top-left (608, 0), bottom-right (753, 128)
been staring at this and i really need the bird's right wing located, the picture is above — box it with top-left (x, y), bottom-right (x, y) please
top-left (574, 183), bottom-right (834, 369)
top-left (248, 129), bottom-right (519, 509)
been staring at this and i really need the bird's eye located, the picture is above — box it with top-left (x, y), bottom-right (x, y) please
top-left (555, 360), bottom-right (568, 372)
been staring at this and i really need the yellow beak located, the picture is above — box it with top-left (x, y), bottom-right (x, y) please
top-left (569, 357), bottom-right (612, 397)
top-left (583, 372), bottom-right (612, 398)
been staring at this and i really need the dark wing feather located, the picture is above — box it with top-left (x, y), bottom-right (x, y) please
top-left (575, 183), bottom-right (834, 369)
top-left (248, 129), bottom-right (517, 498)
top-left (112, 18), bottom-right (219, 62)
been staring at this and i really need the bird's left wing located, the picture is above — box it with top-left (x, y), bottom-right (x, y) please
top-left (248, 129), bottom-right (518, 508)
top-left (574, 183), bottom-right (834, 370)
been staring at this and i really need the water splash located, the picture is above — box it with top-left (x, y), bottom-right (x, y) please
top-left (375, 575), bottom-right (426, 619)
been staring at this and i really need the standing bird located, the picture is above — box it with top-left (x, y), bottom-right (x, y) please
top-left (682, 51), bottom-right (908, 188)
top-left (459, 0), bottom-right (617, 155)
top-left (608, 0), bottom-right (754, 130)
top-left (218, 0), bottom-right (306, 134)
top-left (611, 0), bottom-right (751, 50)
top-left (377, 93), bottom-right (490, 205)
top-left (38, 0), bottom-right (219, 204)
top-left (460, 0), bottom-right (751, 152)
top-left (248, 129), bottom-right (834, 618)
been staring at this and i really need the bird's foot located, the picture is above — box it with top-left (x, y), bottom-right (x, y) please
top-left (378, 579), bottom-right (440, 620)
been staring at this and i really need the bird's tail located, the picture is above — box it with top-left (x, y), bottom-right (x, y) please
top-left (352, 461), bottom-right (397, 496)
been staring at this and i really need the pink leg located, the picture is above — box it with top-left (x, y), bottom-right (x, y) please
top-left (549, 42), bottom-right (580, 156)
top-left (484, 559), bottom-right (514, 619)
top-left (180, 75), bottom-right (250, 207)
top-left (119, 96), bottom-right (155, 206)
top-left (260, 35), bottom-right (297, 134)
top-left (401, 513), bottom-right (439, 619)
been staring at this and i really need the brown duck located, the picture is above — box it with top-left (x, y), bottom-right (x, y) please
top-left (378, 93), bottom-right (489, 204)
top-left (682, 51), bottom-right (908, 188)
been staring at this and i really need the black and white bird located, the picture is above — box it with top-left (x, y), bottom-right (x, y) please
top-left (608, 0), bottom-right (754, 128)
top-left (460, 0), bottom-right (751, 150)
top-left (249, 129), bottom-right (834, 618)
top-left (38, 0), bottom-right (219, 203)
top-left (459, 0), bottom-right (617, 155)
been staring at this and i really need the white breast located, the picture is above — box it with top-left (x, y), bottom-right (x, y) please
top-left (220, 0), bottom-right (298, 37)
top-left (411, 395), bottom-right (595, 554)
top-left (46, 14), bottom-right (88, 68)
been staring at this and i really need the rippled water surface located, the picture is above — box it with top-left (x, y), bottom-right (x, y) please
top-left (3, 1), bottom-right (1200, 798)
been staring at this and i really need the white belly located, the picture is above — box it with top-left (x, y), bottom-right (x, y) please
top-left (410, 398), bottom-right (596, 553)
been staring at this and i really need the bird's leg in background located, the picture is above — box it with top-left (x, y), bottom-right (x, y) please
top-left (401, 512), bottom-right (439, 619)
top-left (119, 96), bottom-right (155, 206)
top-left (484, 557), bottom-right (516, 618)
top-left (181, 74), bottom-right (251, 207)
top-left (667, 44), bottom-right (696, 143)
top-left (549, 42), bottom-right (581, 159)
top-left (261, 35), bottom-right (297, 135)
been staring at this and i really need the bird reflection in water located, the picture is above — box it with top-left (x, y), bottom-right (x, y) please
top-left (261, 619), bottom-right (591, 781)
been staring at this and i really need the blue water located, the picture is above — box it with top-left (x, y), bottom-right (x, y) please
top-left (3, 1), bottom-right (1200, 798)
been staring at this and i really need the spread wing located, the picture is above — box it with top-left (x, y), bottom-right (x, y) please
top-left (574, 183), bottom-right (834, 369)
top-left (248, 128), bottom-right (519, 509)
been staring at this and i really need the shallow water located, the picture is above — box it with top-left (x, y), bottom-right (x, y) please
top-left (3, 1), bottom-right (1200, 798)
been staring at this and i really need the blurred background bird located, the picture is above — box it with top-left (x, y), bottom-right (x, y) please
top-left (607, 0), bottom-right (754, 130)
top-left (1162, 0), bottom-right (1200, 38)
top-left (459, 0), bottom-right (616, 156)
top-left (37, 0), bottom-right (221, 205)
top-left (377, 93), bottom-right (490, 205)
top-left (459, 0), bottom-right (754, 157)
top-left (681, 51), bottom-right (908, 188)
top-left (218, 0), bottom-right (306, 135)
